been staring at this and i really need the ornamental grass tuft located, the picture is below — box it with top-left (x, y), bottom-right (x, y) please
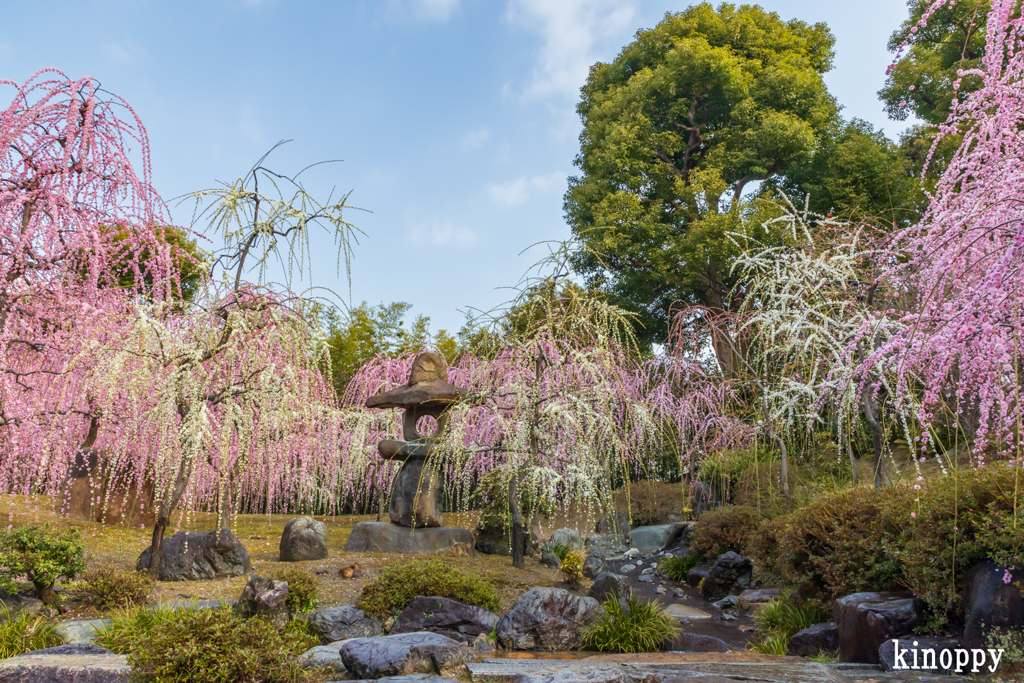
top-left (582, 592), bottom-right (679, 653)
top-left (0, 606), bottom-right (61, 659)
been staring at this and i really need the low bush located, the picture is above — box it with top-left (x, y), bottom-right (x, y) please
top-left (750, 465), bottom-right (1024, 629)
top-left (540, 542), bottom-right (570, 562)
top-left (272, 568), bottom-right (319, 613)
top-left (750, 596), bottom-right (826, 655)
top-left (126, 607), bottom-right (318, 683)
top-left (582, 592), bottom-right (679, 652)
top-left (0, 525), bottom-right (86, 606)
top-left (73, 567), bottom-right (153, 611)
top-left (559, 551), bottom-right (584, 587)
top-left (658, 553), bottom-right (699, 582)
top-left (689, 505), bottom-right (759, 559)
top-left (0, 607), bottom-right (61, 659)
top-left (356, 559), bottom-right (500, 619)
top-left (94, 604), bottom-right (190, 654)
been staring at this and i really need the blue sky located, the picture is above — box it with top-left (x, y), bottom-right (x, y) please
top-left (1, 0), bottom-right (915, 337)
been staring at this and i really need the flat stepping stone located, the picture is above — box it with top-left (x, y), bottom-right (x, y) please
top-left (0, 653), bottom-right (129, 683)
top-left (661, 604), bottom-right (711, 620)
top-left (52, 618), bottom-right (112, 644)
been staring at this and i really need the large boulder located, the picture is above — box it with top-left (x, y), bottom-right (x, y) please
top-left (344, 522), bottom-right (475, 556)
top-left (833, 591), bottom-right (924, 664)
top-left (699, 552), bottom-right (752, 600)
top-left (689, 480), bottom-right (719, 518)
top-left (279, 516), bottom-right (328, 562)
top-left (787, 622), bottom-right (839, 657)
top-left (136, 529), bottom-right (251, 581)
top-left (588, 573), bottom-right (628, 605)
top-left (685, 565), bottom-right (709, 588)
top-left (962, 560), bottom-right (1024, 649)
top-left (339, 632), bottom-right (472, 679)
top-left (235, 575), bottom-right (289, 627)
top-left (390, 596), bottom-right (499, 643)
top-left (22, 644), bottom-right (113, 656)
top-left (582, 552), bottom-right (607, 579)
top-left (550, 528), bottom-right (585, 551)
top-left (308, 605), bottom-right (382, 643)
top-left (299, 641), bottom-right (348, 673)
top-left (737, 588), bottom-right (780, 612)
top-left (0, 590), bottom-right (46, 620)
top-left (0, 654), bottom-right (130, 683)
top-left (878, 636), bottom-right (961, 675)
top-left (584, 533), bottom-right (628, 557)
top-left (496, 587), bottom-right (604, 650)
top-left (627, 524), bottom-right (686, 555)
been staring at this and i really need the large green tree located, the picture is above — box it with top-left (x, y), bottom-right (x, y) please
top-left (565, 3), bottom-right (839, 361)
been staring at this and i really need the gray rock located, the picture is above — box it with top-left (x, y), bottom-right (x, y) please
top-left (787, 622), bottom-right (839, 657)
top-left (21, 644), bottom-right (113, 656)
top-left (344, 522), bottom-right (475, 556)
top-left (390, 459), bottom-right (444, 528)
top-left (834, 591), bottom-right (924, 664)
top-left (738, 588), bottom-right (780, 611)
top-left (53, 619), bottom-right (111, 644)
top-left (700, 552), bottom-right (752, 600)
top-left (627, 524), bottom-right (687, 555)
top-left (689, 480), bottom-right (719, 518)
top-left (472, 633), bottom-right (495, 651)
top-left (663, 632), bottom-right (731, 653)
top-left (550, 528), bottom-right (585, 551)
top-left (349, 676), bottom-right (457, 683)
top-left (280, 516), bottom-right (328, 562)
top-left (685, 565), bottom-right (709, 588)
top-left (0, 591), bottom-right (45, 621)
top-left (235, 574), bottom-right (289, 626)
top-left (300, 642), bottom-right (349, 673)
top-left (641, 567), bottom-right (655, 575)
top-left (661, 522), bottom-right (696, 554)
top-left (589, 573), bottom-right (629, 605)
top-left (962, 560), bottom-right (1024, 650)
top-left (654, 586), bottom-right (666, 595)
top-left (672, 588), bottom-right (686, 599)
top-left (622, 548), bottom-right (640, 561)
top-left (619, 564), bottom-right (635, 573)
top-left (340, 632), bottom-right (472, 679)
top-left (637, 574), bottom-right (654, 583)
top-left (541, 552), bottom-right (560, 569)
top-left (309, 606), bottom-right (382, 643)
top-left (583, 552), bottom-right (607, 579)
top-left (391, 596), bottom-right (499, 643)
top-left (0, 654), bottom-right (130, 683)
top-left (136, 529), bottom-right (251, 581)
top-left (879, 636), bottom-right (961, 675)
top-left (496, 587), bottom-right (604, 650)
top-left (584, 534), bottom-right (627, 556)
top-left (509, 662), bottom-right (664, 683)
top-left (712, 595), bottom-right (738, 610)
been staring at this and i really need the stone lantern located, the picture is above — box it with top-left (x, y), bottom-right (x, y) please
top-left (344, 351), bottom-right (476, 555)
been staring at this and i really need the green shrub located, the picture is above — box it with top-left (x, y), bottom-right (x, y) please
top-left (126, 607), bottom-right (317, 683)
top-left (356, 559), bottom-right (500, 619)
top-left (94, 604), bottom-right (187, 654)
top-left (73, 566), bottom-right (152, 611)
top-left (750, 465), bottom-right (1024, 628)
top-left (272, 568), bottom-right (319, 613)
top-left (0, 606), bottom-right (61, 659)
top-left (0, 525), bottom-right (86, 606)
top-left (659, 553), bottom-right (699, 582)
top-left (582, 592), bottom-right (679, 652)
top-left (689, 505), bottom-right (759, 559)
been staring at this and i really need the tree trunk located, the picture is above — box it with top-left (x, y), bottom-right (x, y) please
top-left (34, 582), bottom-right (58, 608)
top-left (861, 382), bottom-right (886, 489)
top-left (509, 476), bottom-right (525, 570)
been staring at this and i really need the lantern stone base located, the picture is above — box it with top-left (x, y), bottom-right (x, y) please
top-left (344, 522), bottom-right (475, 556)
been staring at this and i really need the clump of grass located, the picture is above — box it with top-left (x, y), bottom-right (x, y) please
top-left (126, 607), bottom-right (317, 683)
top-left (272, 567), bottom-right (319, 613)
top-left (0, 606), bottom-right (61, 659)
top-left (541, 541), bottom-right (571, 562)
top-left (750, 596), bottom-right (825, 655)
top-left (659, 553), bottom-right (699, 582)
top-left (73, 566), bottom-right (153, 611)
top-left (582, 592), bottom-right (679, 653)
top-left (94, 604), bottom-right (182, 654)
top-left (356, 559), bottom-right (500, 619)
top-left (560, 551), bottom-right (584, 587)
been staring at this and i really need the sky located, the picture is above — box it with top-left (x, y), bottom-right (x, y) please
top-left (0, 0), bottom-right (916, 337)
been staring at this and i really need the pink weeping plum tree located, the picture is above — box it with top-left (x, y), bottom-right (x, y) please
top-left (0, 71), bottom-right (366, 576)
top-left (853, 0), bottom-right (1024, 466)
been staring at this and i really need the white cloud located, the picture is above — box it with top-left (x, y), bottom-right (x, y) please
top-left (506, 0), bottom-right (639, 101)
top-left (459, 126), bottom-right (490, 151)
top-left (486, 172), bottom-right (565, 209)
top-left (408, 220), bottom-right (478, 249)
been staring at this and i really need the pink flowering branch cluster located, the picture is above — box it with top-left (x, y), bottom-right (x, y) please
top-left (856, 0), bottom-right (1024, 459)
